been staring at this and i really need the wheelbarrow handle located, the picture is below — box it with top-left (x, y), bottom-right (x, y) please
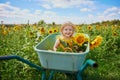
top-left (86, 59), bottom-right (98, 68)
top-left (0, 55), bottom-right (43, 71)
top-left (0, 55), bottom-right (16, 60)
top-left (79, 59), bottom-right (98, 74)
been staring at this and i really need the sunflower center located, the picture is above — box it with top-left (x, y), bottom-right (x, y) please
top-left (76, 36), bottom-right (84, 43)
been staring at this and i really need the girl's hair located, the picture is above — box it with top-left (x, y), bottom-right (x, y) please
top-left (60, 21), bottom-right (75, 33)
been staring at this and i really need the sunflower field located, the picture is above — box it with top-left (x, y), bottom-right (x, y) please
top-left (0, 20), bottom-right (120, 80)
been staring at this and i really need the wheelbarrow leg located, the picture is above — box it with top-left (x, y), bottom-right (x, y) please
top-left (48, 71), bottom-right (54, 80)
top-left (80, 59), bottom-right (98, 73)
top-left (76, 72), bottom-right (82, 80)
top-left (42, 70), bottom-right (46, 80)
top-left (76, 59), bottom-right (98, 80)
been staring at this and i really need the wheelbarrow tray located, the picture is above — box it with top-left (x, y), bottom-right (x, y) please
top-left (34, 33), bottom-right (90, 72)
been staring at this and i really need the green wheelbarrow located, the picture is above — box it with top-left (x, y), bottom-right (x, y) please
top-left (0, 33), bottom-right (98, 80)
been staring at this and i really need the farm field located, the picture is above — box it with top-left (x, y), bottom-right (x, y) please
top-left (0, 20), bottom-right (120, 80)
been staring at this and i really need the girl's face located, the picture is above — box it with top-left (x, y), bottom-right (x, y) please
top-left (62, 26), bottom-right (74, 38)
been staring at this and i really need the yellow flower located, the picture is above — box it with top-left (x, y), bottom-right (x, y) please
top-left (96, 25), bottom-right (101, 30)
top-left (112, 25), bottom-right (116, 31)
top-left (33, 25), bottom-right (37, 30)
top-left (39, 27), bottom-right (45, 34)
top-left (2, 29), bottom-right (7, 35)
top-left (7, 27), bottom-right (11, 32)
top-left (87, 25), bottom-right (92, 30)
top-left (2, 25), bottom-right (5, 29)
top-left (85, 37), bottom-right (90, 42)
top-left (76, 26), bottom-right (82, 32)
top-left (112, 31), bottom-right (118, 37)
top-left (29, 32), bottom-right (34, 37)
top-left (59, 36), bottom-right (74, 47)
top-left (13, 26), bottom-right (20, 31)
top-left (48, 29), bottom-right (53, 34)
top-left (90, 36), bottom-right (102, 49)
top-left (66, 39), bottom-right (73, 47)
top-left (59, 43), bottom-right (65, 50)
top-left (90, 44), bottom-right (94, 50)
top-left (74, 33), bottom-right (85, 46)
top-left (53, 28), bottom-right (58, 33)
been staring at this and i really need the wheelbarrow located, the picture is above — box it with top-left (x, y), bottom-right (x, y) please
top-left (0, 33), bottom-right (98, 80)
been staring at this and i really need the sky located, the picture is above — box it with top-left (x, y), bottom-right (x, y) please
top-left (0, 0), bottom-right (120, 24)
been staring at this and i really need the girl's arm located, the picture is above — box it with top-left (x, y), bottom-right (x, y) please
top-left (53, 39), bottom-right (60, 51)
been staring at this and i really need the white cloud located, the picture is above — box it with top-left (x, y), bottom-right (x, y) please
top-left (43, 11), bottom-right (56, 15)
top-left (34, 10), bottom-right (42, 15)
top-left (41, 4), bottom-right (52, 9)
top-left (118, 11), bottom-right (120, 14)
top-left (6, 1), bottom-right (11, 5)
top-left (38, 0), bottom-right (94, 9)
top-left (103, 7), bottom-right (120, 15)
top-left (80, 8), bottom-right (91, 12)
top-left (108, 13), bottom-right (117, 17)
top-left (97, 7), bottom-right (120, 21)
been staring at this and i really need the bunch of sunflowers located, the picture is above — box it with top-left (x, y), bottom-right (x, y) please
top-left (57, 33), bottom-right (102, 53)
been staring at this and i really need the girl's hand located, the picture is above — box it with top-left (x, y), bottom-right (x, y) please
top-left (53, 48), bottom-right (57, 51)
top-left (79, 51), bottom-right (83, 53)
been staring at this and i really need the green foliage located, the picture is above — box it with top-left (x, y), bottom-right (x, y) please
top-left (38, 20), bottom-right (46, 27)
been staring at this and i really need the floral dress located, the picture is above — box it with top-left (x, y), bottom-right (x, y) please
top-left (56, 36), bottom-right (74, 52)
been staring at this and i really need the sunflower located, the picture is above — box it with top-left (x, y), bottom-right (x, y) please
top-left (2, 29), bottom-right (7, 35)
top-left (96, 25), bottom-right (101, 30)
top-left (53, 28), bottom-right (58, 33)
top-left (112, 31), bottom-right (118, 37)
top-left (2, 25), bottom-right (5, 29)
top-left (13, 26), bottom-right (20, 31)
top-left (29, 32), bottom-right (34, 37)
top-left (39, 27), bottom-right (45, 34)
top-left (90, 44), bottom-right (94, 50)
top-left (87, 25), bottom-right (92, 30)
top-left (7, 27), bottom-right (11, 32)
top-left (74, 33), bottom-right (85, 46)
top-left (90, 36), bottom-right (102, 49)
top-left (76, 26), bottom-right (82, 33)
top-left (111, 25), bottom-right (116, 31)
top-left (33, 25), bottom-right (37, 30)
top-left (48, 29), bottom-right (53, 34)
